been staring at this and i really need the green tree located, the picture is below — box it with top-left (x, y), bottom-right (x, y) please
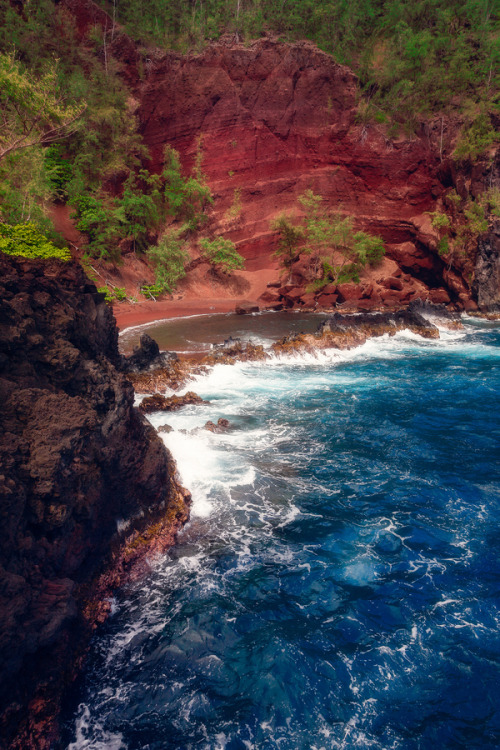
top-left (271, 214), bottom-right (305, 281)
top-left (0, 52), bottom-right (83, 162)
top-left (162, 145), bottom-right (213, 229)
top-left (114, 174), bottom-right (160, 252)
top-left (147, 228), bottom-right (189, 294)
top-left (275, 191), bottom-right (384, 287)
top-left (199, 236), bottom-right (245, 273)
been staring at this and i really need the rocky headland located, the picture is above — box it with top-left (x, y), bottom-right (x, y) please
top-left (0, 254), bottom-right (190, 749)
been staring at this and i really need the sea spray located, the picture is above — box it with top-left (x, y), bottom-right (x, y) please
top-left (63, 321), bottom-right (500, 750)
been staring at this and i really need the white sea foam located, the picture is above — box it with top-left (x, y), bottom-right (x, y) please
top-left (67, 319), bottom-right (499, 749)
top-left (68, 705), bottom-right (126, 750)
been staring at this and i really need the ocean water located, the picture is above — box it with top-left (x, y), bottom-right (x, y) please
top-left (118, 311), bottom-right (328, 354)
top-left (62, 319), bottom-right (500, 750)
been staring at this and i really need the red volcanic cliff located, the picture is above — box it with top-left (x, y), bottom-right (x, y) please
top-left (136, 38), bottom-right (466, 305)
top-left (57, 2), bottom-right (499, 311)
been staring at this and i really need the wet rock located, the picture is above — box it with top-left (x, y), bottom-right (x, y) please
top-left (139, 391), bottom-right (209, 414)
top-left (407, 299), bottom-right (463, 329)
top-left (0, 254), bottom-right (188, 748)
top-left (204, 341), bottom-right (268, 365)
top-left (122, 333), bottom-right (179, 373)
top-left (276, 307), bottom-right (441, 357)
top-left (157, 424), bottom-right (173, 433)
top-left (204, 418), bottom-right (231, 433)
top-left (217, 336), bottom-right (242, 350)
top-left (474, 219), bottom-right (500, 311)
top-left (235, 303), bottom-right (260, 314)
top-left (129, 358), bottom-right (203, 393)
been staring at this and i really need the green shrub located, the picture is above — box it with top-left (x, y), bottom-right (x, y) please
top-left (45, 145), bottom-right (73, 202)
top-left (429, 211), bottom-right (451, 230)
top-left (162, 145), bottom-right (212, 229)
top-left (199, 236), bottom-right (245, 273)
top-left (96, 285), bottom-right (127, 303)
top-left (72, 194), bottom-right (121, 261)
top-left (147, 229), bottom-right (189, 293)
top-left (288, 191), bottom-right (385, 285)
top-left (438, 237), bottom-right (449, 255)
top-left (140, 283), bottom-right (167, 300)
top-left (454, 115), bottom-right (498, 161)
top-left (464, 200), bottom-right (489, 235)
top-left (0, 222), bottom-right (70, 260)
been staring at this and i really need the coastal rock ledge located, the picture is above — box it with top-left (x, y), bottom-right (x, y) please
top-left (0, 254), bottom-right (190, 749)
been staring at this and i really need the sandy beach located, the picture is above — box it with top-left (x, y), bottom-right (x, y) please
top-left (113, 266), bottom-right (278, 331)
top-left (113, 297), bottom-right (245, 331)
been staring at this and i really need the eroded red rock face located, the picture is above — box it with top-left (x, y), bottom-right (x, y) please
top-left (138, 38), bottom-right (443, 280)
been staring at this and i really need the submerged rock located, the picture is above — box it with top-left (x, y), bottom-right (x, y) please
top-left (205, 418), bottom-right (231, 433)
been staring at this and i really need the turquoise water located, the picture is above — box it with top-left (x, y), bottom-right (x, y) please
top-left (63, 319), bottom-right (500, 749)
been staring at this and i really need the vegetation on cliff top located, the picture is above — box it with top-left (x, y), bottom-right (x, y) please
top-left (0, 222), bottom-right (71, 261)
top-left (98, 0), bottom-right (499, 125)
top-left (0, 0), bottom-right (498, 286)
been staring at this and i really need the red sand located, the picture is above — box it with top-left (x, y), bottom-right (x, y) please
top-left (113, 267), bottom-right (277, 331)
top-left (114, 297), bottom-right (240, 329)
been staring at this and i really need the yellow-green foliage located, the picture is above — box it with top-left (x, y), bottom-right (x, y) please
top-left (289, 190), bottom-right (385, 285)
top-left (199, 236), bottom-right (245, 273)
top-left (0, 52), bottom-right (82, 162)
top-left (428, 211), bottom-right (451, 230)
top-left (0, 222), bottom-right (70, 260)
top-left (454, 114), bottom-right (498, 162)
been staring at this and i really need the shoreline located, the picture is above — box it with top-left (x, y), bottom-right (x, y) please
top-left (113, 298), bottom-right (248, 331)
top-left (113, 298), bottom-right (242, 330)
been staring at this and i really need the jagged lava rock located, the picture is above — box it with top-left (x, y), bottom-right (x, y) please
top-left (139, 390), bottom-right (209, 413)
top-left (0, 254), bottom-right (187, 748)
top-left (474, 219), bottom-right (500, 311)
top-left (123, 332), bottom-right (179, 373)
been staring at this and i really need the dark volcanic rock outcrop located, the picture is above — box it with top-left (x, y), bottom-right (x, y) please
top-left (474, 219), bottom-right (500, 311)
top-left (272, 306), bottom-right (444, 357)
top-left (0, 254), bottom-right (188, 748)
top-left (123, 332), bottom-right (179, 373)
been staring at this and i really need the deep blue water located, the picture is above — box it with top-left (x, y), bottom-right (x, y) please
top-left (63, 320), bottom-right (500, 749)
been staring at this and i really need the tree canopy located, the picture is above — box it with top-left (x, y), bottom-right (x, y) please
top-left (0, 53), bottom-right (83, 163)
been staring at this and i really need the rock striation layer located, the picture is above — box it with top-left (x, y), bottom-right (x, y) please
top-left (0, 254), bottom-right (188, 748)
top-left (139, 37), bottom-right (442, 271)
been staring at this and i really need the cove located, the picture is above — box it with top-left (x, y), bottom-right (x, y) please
top-left (118, 311), bottom-right (330, 355)
top-left (62, 319), bottom-right (500, 750)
